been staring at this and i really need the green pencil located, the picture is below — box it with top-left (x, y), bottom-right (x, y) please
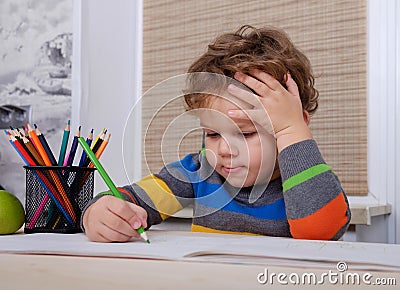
top-left (58, 120), bottom-right (70, 166)
top-left (78, 137), bottom-right (150, 243)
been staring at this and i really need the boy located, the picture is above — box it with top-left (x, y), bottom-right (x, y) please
top-left (82, 25), bottom-right (351, 242)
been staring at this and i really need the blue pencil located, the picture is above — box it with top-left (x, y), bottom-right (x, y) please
top-left (78, 129), bottom-right (93, 167)
top-left (66, 126), bottom-right (81, 166)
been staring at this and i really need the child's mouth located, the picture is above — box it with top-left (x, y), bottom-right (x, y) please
top-left (222, 166), bottom-right (242, 173)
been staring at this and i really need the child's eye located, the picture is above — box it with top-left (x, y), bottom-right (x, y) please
top-left (205, 132), bottom-right (220, 138)
top-left (241, 132), bottom-right (256, 138)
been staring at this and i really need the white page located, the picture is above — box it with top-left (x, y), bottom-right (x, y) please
top-left (1, 230), bottom-right (399, 271)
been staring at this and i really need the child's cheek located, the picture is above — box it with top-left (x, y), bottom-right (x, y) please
top-left (255, 134), bottom-right (277, 184)
top-left (205, 148), bottom-right (217, 168)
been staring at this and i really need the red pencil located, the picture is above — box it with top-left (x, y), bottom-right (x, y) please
top-left (10, 134), bottom-right (37, 166)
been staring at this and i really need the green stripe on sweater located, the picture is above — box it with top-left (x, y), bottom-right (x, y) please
top-left (283, 164), bottom-right (331, 192)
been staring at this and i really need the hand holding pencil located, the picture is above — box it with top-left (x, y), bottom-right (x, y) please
top-left (78, 137), bottom-right (150, 243)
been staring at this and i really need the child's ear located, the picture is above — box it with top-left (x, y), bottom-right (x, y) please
top-left (303, 110), bottom-right (310, 125)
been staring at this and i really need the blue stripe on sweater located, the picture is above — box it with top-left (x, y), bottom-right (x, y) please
top-left (170, 154), bottom-right (287, 220)
top-left (195, 183), bottom-right (287, 220)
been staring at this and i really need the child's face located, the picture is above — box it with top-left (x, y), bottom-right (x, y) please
top-left (199, 97), bottom-right (276, 187)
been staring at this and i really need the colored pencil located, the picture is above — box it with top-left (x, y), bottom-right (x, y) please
top-left (29, 123), bottom-right (77, 225)
top-left (35, 124), bottom-right (57, 165)
top-left (11, 129), bottom-right (39, 164)
top-left (5, 131), bottom-right (28, 164)
top-left (21, 135), bottom-right (45, 165)
top-left (65, 126), bottom-right (81, 166)
top-left (58, 120), bottom-right (70, 166)
top-left (6, 132), bottom-right (74, 227)
top-left (91, 128), bottom-right (105, 149)
top-left (22, 129), bottom-right (76, 223)
top-left (93, 133), bottom-right (111, 161)
top-left (9, 134), bottom-right (37, 166)
top-left (83, 129), bottom-right (105, 167)
top-left (92, 129), bottom-right (106, 154)
top-left (78, 137), bottom-right (149, 243)
top-left (79, 133), bottom-right (110, 189)
top-left (79, 129), bottom-right (94, 167)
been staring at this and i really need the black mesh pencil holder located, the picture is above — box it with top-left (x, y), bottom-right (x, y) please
top-left (23, 166), bottom-right (95, 234)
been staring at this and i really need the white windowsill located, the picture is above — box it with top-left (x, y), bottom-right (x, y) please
top-left (348, 195), bottom-right (392, 225)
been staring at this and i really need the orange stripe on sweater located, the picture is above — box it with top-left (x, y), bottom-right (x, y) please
top-left (117, 188), bottom-right (138, 205)
top-left (288, 193), bottom-right (349, 240)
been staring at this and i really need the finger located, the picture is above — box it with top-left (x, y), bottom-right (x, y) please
top-left (127, 202), bottom-right (148, 228)
top-left (285, 72), bottom-right (299, 97)
top-left (98, 222), bottom-right (135, 242)
top-left (101, 206), bottom-right (138, 237)
top-left (228, 109), bottom-right (274, 135)
top-left (249, 69), bottom-right (283, 92)
top-left (227, 83), bottom-right (262, 108)
top-left (227, 108), bottom-right (253, 120)
top-left (86, 222), bottom-right (132, 243)
top-left (106, 196), bottom-right (141, 226)
top-left (234, 71), bottom-right (274, 97)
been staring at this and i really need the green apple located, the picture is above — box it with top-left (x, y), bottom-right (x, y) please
top-left (0, 190), bottom-right (25, 234)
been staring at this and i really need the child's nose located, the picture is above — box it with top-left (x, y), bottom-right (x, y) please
top-left (218, 137), bottom-right (238, 157)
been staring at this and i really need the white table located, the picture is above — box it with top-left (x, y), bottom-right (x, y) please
top-left (1, 230), bottom-right (399, 290)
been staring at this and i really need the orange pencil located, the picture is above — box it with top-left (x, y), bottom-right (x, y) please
top-left (89, 133), bottom-right (110, 168)
top-left (22, 135), bottom-right (45, 165)
top-left (27, 122), bottom-right (52, 166)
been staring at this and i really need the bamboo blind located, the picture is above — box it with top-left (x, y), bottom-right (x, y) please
top-left (142, 0), bottom-right (367, 196)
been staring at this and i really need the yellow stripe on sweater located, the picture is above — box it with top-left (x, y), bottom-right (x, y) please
top-left (191, 224), bottom-right (261, 236)
top-left (136, 174), bottom-right (183, 220)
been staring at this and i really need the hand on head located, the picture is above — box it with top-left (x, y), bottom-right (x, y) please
top-left (227, 70), bottom-right (312, 152)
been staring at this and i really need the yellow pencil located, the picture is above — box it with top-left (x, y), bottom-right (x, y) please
top-left (89, 133), bottom-right (110, 168)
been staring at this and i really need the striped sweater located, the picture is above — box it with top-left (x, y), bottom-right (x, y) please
top-left (82, 139), bottom-right (351, 240)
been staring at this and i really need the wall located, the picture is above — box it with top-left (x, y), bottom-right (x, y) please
top-left (72, 0), bottom-right (142, 192)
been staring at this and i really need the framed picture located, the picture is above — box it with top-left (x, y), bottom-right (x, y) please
top-left (0, 0), bottom-right (73, 198)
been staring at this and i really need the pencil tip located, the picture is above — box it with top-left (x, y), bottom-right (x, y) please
top-left (34, 124), bottom-right (37, 129)
top-left (146, 240), bottom-right (150, 244)
top-left (68, 120), bottom-right (70, 125)
top-left (78, 125), bottom-right (81, 130)
top-left (90, 128), bottom-right (94, 133)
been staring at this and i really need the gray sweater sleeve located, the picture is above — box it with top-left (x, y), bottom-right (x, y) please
top-left (278, 139), bottom-right (351, 240)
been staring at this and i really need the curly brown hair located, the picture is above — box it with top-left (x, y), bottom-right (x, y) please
top-left (184, 25), bottom-right (319, 115)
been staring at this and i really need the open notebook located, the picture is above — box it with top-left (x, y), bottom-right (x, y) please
top-left (0, 230), bottom-right (399, 272)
